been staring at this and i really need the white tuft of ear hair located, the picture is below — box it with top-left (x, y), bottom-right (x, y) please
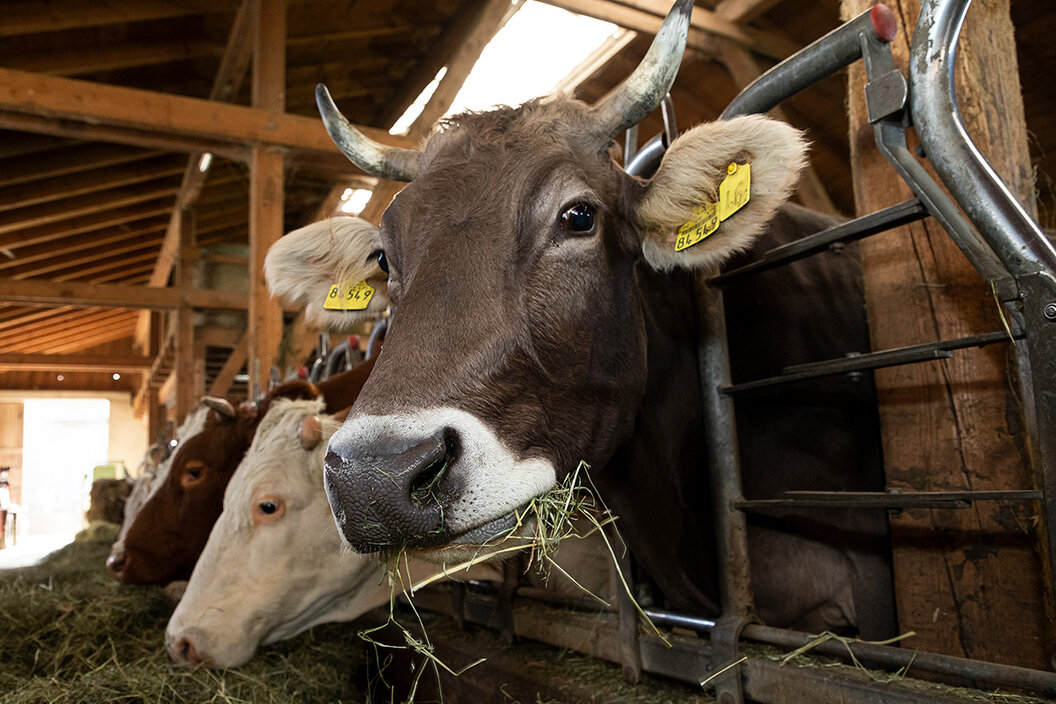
top-left (636, 115), bottom-right (808, 272)
top-left (265, 217), bottom-right (390, 330)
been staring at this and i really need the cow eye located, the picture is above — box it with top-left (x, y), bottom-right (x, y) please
top-left (560, 203), bottom-right (597, 235)
top-left (370, 249), bottom-right (389, 274)
top-left (252, 495), bottom-right (286, 525)
top-left (180, 462), bottom-right (207, 488)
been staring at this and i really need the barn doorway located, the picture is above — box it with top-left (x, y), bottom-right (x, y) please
top-left (0, 398), bottom-right (110, 568)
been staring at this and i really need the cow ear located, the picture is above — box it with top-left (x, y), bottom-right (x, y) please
top-left (265, 216), bottom-right (390, 331)
top-left (202, 396), bottom-right (236, 419)
top-left (635, 115), bottom-right (808, 272)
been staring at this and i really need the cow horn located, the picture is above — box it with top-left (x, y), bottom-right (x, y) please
top-left (591, 0), bottom-right (693, 139)
top-left (316, 84), bottom-right (420, 182)
top-left (202, 396), bottom-right (236, 419)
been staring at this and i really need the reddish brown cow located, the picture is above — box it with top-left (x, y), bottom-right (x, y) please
top-left (108, 357), bottom-right (376, 584)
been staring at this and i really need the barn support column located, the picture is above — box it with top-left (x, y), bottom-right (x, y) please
top-left (843, 0), bottom-right (1053, 668)
top-left (247, 0), bottom-right (286, 396)
top-left (174, 207), bottom-right (198, 425)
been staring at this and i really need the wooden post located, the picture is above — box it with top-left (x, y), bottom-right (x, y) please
top-left (843, 0), bottom-right (1053, 668)
top-left (247, 0), bottom-right (286, 395)
top-left (174, 208), bottom-right (198, 424)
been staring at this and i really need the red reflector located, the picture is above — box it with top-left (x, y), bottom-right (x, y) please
top-left (297, 366), bottom-right (309, 379)
top-left (348, 334), bottom-right (361, 349)
top-left (870, 4), bottom-right (897, 43)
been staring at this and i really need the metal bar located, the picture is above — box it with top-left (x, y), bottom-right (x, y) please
top-left (722, 329), bottom-right (1020, 395)
top-left (720, 6), bottom-right (894, 120)
top-left (909, 0), bottom-right (1056, 278)
top-left (735, 489), bottom-right (1043, 511)
top-left (710, 200), bottom-right (928, 285)
top-left (695, 276), bottom-right (753, 704)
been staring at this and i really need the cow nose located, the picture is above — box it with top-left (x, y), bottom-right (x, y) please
top-left (169, 634), bottom-right (209, 667)
top-left (324, 428), bottom-right (462, 552)
top-left (106, 550), bottom-right (127, 579)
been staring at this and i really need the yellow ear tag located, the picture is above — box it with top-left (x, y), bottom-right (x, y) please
top-left (323, 280), bottom-right (375, 311)
top-left (675, 201), bottom-right (720, 252)
top-left (718, 162), bottom-right (750, 221)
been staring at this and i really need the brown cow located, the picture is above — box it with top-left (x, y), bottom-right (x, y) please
top-left (266, 0), bottom-right (894, 636)
top-left (108, 357), bottom-right (376, 584)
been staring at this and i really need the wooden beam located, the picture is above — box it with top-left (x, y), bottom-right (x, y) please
top-left (4, 41), bottom-right (225, 77)
top-left (0, 156), bottom-right (186, 214)
top-left (844, 0), bottom-right (1051, 668)
top-left (0, 203), bottom-right (173, 251)
top-left (537, 0), bottom-right (800, 60)
top-left (0, 177), bottom-right (180, 237)
top-left (0, 224), bottom-right (168, 271)
top-left (0, 313), bottom-right (139, 354)
top-left (714, 0), bottom-right (786, 23)
top-left (174, 207), bottom-right (197, 424)
top-left (135, 0), bottom-right (253, 353)
top-left (208, 333), bottom-right (248, 397)
top-left (0, 144), bottom-right (163, 190)
top-left (0, 277), bottom-right (248, 310)
top-left (247, 0), bottom-right (288, 394)
top-left (0, 353), bottom-right (151, 372)
top-left (1, 0), bottom-right (240, 37)
top-left (0, 67), bottom-right (415, 163)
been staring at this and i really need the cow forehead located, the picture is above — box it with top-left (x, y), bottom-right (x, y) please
top-left (223, 399), bottom-right (335, 520)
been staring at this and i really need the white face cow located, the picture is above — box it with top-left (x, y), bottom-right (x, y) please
top-left (165, 398), bottom-right (499, 669)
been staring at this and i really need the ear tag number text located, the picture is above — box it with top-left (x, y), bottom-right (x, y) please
top-left (675, 202), bottom-right (720, 252)
top-left (718, 162), bottom-right (750, 221)
top-left (324, 280), bottom-right (375, 311)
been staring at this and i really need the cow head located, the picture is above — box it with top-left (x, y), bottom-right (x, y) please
top-left (165, 398), bottom-right (500, 668)
top-left (110, 380), bottom-right (328, 584)
top-left (107, 405), bottom-right (210, 577)
top-left (267, 0), bottom-right (806, 559)
top-left (110, 398), bottom-right (261, 584)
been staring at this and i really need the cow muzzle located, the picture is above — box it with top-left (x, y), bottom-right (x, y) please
top-left (323, 408), bottom-right (557, 554)
top-left (324, 428), bottom-right (464, 552)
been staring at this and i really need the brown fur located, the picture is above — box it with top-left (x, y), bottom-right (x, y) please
top-left (112, 358), bottom-right (377, 585)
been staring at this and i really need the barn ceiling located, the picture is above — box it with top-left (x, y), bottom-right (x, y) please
top-left (0, 0), bottom-right (1051, 402)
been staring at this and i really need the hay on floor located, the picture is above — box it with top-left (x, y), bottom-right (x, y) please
top-left (0, 522), bottom-right (369, 704)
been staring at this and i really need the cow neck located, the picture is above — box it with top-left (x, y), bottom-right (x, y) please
top-left (594, 263), bottom-right (721, 615)
top-left (316, 356), bottom-right (377, 415)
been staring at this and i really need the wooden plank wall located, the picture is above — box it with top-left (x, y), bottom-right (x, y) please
top-left (0, 402), bottom-right (23, 506)
top-left (843, 0), bottom-right (1053, 669)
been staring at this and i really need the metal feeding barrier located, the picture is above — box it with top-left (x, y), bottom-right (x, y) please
top-left (616, 0), bottom-right (1056, 701)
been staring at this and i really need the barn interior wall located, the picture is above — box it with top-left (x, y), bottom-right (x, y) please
top-left (0, 391), bottom-right (148, 479)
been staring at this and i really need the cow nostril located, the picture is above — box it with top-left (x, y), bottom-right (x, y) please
top-left (172, 637), bottom-right (203, 666)
top-left (106, 552), bottom-right (127, 575)
top-left (409, 428), bottom-right (459, 506)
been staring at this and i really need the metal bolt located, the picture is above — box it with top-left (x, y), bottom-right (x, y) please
top-left (829, 241), bottom-right (846, 254)
top-left (1044, 303), bottom-right (1056, 321)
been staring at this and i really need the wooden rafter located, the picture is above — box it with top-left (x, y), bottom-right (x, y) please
top-left (1, 0), bottom-right (241, 37)
top-left (0, 353), bottom-right (152, 372)
top-left (0, 156), bottom-right (185, 214)
top-left (537, 0), bottom-right (800, 60)
top-left (0, 177), bottom-right (181, 236)
top-left (0, 144), bottom-right (163, 190)
top-left (208, 333), bottom-right (248, 398)
top-left (4, 41), bottom-right (226, 77)
top-left (0, 204), bottom-right (174, 251)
